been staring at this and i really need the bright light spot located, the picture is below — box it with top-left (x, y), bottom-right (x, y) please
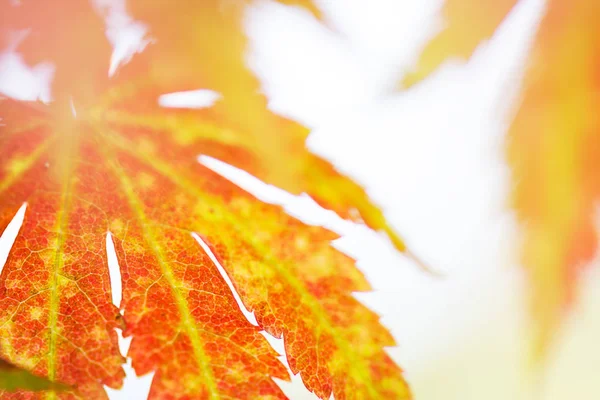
top-left (0, 53), bottom-right (53, 102)
top-left (158, 90), bottom-right (221, 109)
top-left (93, 0), bottom-right (151, 77)
top-left (70, 98), bottom-right (77, 117)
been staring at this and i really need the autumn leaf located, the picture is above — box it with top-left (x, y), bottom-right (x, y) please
top-left (0, 357), bottom-right (70, 393)
top-left (0, 1), bottom-right (410, 399)
top-left (401, 0), bottom-right (517, 88)
top-left (507, 0), bottom-right (600, 358)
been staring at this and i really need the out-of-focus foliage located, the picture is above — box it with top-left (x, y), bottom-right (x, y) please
top-left (508, 0), bottom-right (600, 358)
top-left (401, 0), bottom-right (517, 88)
top-left (404, 0), bottom-right (600, 360)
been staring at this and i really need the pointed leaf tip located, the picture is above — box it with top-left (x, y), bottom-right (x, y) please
top-left (400, 0), bottom-right (518, 88)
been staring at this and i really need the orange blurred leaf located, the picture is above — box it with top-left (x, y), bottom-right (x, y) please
top-left (405, 0), bottom-right (600, 360)
top-left (507, 0), bottom-right (600, 357)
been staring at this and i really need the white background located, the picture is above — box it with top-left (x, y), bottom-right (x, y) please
top-left (1, 0), bottom-right (600, 399)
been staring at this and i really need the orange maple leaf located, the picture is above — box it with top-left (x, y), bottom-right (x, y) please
top-left (0, 1), bottom-right (410, 399)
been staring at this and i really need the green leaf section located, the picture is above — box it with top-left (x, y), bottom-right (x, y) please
top-left (0, 358), bottom-right (70, 393)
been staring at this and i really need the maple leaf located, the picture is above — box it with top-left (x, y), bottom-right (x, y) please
top-left (0, 1), bottom-right (411, 399)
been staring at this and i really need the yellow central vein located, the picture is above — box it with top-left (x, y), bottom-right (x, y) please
top-left (101, 130), bottom-right (385, 397)
top-left (46, 128), bottom-right (77, 400)
top-left (96, 137), bottom-right (220, 400)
